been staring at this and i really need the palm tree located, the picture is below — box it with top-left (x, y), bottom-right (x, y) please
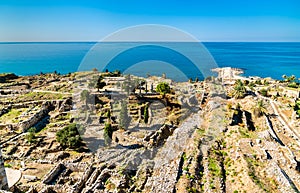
top-left (282, 74), bottom-right (287, 80)
top-left (253, 100), bottom-right (266, 117)
top-left (282, 74), bottom-right (296, 83)
top-left (231, 79), bottom-right (246, 99)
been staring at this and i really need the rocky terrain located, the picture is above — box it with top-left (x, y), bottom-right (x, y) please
top-left (0, 69), bottom-right (299, 193)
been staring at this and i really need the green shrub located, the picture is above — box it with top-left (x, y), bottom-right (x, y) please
top-left (56, 123), bottom-right (83, 149)
top-left (208, 157), bottom-right (221, 177)
top-left (295, 100), bottom-right (300, 117)
top-left (288, 82), bottom-right (298, 88)
top-left (156, 82), bottom-right (171, 95)
top-left (4, 163), bottom-right (12, 168)
top-left (255, 80), bottom-right (262, 85)
top-left (26, 127), bottom-right (36, 144)
top-left (259, 88), bottom-right (268, 97)
top-left (96, 76), bottom-right (106, 91)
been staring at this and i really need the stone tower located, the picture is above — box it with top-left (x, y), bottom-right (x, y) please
top-left (0, 149), bottom-right (8, 190)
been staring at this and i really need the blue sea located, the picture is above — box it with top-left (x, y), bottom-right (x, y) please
top-left (0, 42), bottom-right (299, 81)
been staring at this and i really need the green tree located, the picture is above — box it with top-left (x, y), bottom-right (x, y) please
top-left (259, 88), bottom-right (268, 97)
top-left (248, 81), bottom-right (255, 90)
top-left (122, 75), bottom-right (132, 94)
top-left (289, 75), bottom-right (296, 82)
top-left (253, 100), bottom-right (266, 117)
top-left (294, 100), bottom-right (300, 117)
top-left (288, 82), bottom-right (298, 88)
top-left (231, 79), bottom-right (247, 99)
top-left (88, 78), bottom-right (97, 89)
top-left (282, 74), bottom-right (287, 80)
top-left (244, 80), bottom-right (249, 85)
top-left (81, 90), bottom-right (89, 102)
top-left (119, 100), bottom-right (130, 129)
top-left (26, 127), bottom-right (36, 144)
top-left (80, 90), bottom-right (90, 108)
top-left (156, 82), bottom-right (171, 95)
top-left (144, 104), bottom-right (149, 124)
top-left (96, 76), bottom-right (106, 91)
top-left (283, 75), bottom-right (299, 88)
top-left (106, 109), bottom-right (111, 119)
top-left (255, 79), bottom-right (262, 85)
top-left (113, 70), bottom-right (121, 76)
top-left (103, 122), bottom-right (113, 146)
top-left (56, 123), bottom-right (83, 149)
top-left (283, 74), bottom-right (297, 83)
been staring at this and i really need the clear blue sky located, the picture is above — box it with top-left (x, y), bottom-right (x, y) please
top-left (0, 0), bottom-right (300, 42)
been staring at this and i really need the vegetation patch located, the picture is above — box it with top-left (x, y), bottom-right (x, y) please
top-left (244, 155), bottom-right (270, 192)
top-left (56, 123), bottom-right (84, 149)
top-left (0, 108), bottom-right (26, 123)
top-left (25, 127), bottom-right (37, 144)
top-left (294, 99), bottom-right (300, 117)
top-left (208, 157), bottom-right (221, 177)
top-left (156, 82), bottom-right (171, 95)
top-left (19, 92), bottom-right (65, 101)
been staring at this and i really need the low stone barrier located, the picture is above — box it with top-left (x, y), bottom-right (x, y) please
top-left (42, 163), bottom-right (65, 185)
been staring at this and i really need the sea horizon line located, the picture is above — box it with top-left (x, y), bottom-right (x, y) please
top-left (1, 41), bottom-right (300, 44)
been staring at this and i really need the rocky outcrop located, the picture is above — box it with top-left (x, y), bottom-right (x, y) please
top-left (42, 163), bottom-right (65, 185)
top-left (18, 107), bottom-right (48, 132)
top-left (83, 165), bottom-right (105, 190)
top-left (69, 165), bottom-right (94, 193)
top-left (266, 162), bottom-right (300, 193)
top-left (0, 150), bottom-right (8, 190)
top-left (144, 112), bottom-right (202, 192)
top-left (57, 98), bottom-right (72, 113)
top-left (265, 115), bottom-right (284, 146)
top-left (0, 73), bottom-right (18, 83)
top-left (144, 124), bottom-right (176, 147)
top-left (0, 107), bottom-right (10, 117)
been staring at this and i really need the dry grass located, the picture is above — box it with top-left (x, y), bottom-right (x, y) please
top-left (0, 108), bottom-right (28, 124)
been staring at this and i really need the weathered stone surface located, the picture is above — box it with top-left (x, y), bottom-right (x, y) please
top-left (18, 107), bottom-right (48, 132)
top-left (144, 112), bottom-right (202, 192)
top-left (42, 163), bottom-right (65, 185)
top-left (0, 150), bottom-right (8, 190)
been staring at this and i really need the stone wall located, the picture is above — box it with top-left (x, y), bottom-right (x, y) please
top-left (69, 165), bottom-right (94, 193)
top-left (42, 163), bottom-right (65, 185)
top-left (18, 107), bottom-right (48, 132)
top-left (0, 150), bottom-right (8, 190)
top-left (64, 162), bottom-right (89, 172)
